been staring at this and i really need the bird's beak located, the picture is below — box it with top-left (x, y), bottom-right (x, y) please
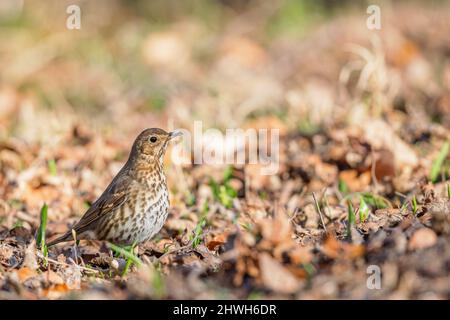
top-left (168, 130), bottom-right (183, 140)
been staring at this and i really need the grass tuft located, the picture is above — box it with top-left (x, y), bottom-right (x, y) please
top-left (359, 196), bottom-right (370, 222)
top-left (109, 242), bottom-right (142, 276)
top-left (191, 216), bottom-right (207, 248)
top-left (209, 166), bottom-right (237, 208)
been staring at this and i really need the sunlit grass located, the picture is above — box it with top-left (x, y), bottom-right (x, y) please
top-left (346, 200), bottom-right (356, 238)
top-left (359, 196), bottom-right (369, 222)
top-left (209, 166), bottom-right (237, 209)
top-left (109, 242), bottom-right (142, 276)
top-left (36, 203), bottom-right (49, 265)
top-left (430, 141), bottom-right (449, 183)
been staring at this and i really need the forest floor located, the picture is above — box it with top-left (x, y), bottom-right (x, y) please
top-left (0, 2), bottom-right (449, 299)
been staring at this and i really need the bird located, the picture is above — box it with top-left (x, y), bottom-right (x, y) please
top-left (47, 128), bottom-right (182, 247)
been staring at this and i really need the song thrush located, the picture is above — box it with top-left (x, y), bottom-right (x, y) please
top-left (47, 128), bottom-right (182, 247)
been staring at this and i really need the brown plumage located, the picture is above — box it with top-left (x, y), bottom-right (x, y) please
top-left (47, 128), bottom-right (182, 247)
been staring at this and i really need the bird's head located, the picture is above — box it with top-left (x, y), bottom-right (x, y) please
top-left (130, 128), bottom-right (182, 167)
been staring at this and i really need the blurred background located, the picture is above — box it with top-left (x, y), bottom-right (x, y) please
top-left (1, 0), bottom-right (449, 143)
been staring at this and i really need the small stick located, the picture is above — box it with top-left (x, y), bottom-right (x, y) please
top-left (158, 243), bottom-right (194, 262)
top-left (36, 251), bottom-right (99, 273)
top-left (312, 192), bottom-right (328, 232)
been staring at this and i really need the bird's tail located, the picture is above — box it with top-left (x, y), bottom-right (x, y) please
top-left (47, 231), bottom-right (73, 247)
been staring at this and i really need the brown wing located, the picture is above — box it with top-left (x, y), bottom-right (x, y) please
top-left (72, 173), bottom-right (130, 235)
top-left (47, 171), bottom-right (131, 246)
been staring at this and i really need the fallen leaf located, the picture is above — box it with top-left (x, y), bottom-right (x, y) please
top-left (289, 246), bottom-right (313, 265)
top-left (362, 119), bottom-right (418, 169)
top-left (22, 240), bottom-right (38, 270)
top-left (259, 206), bottom-right (292, 245)
top-left (339, 170), bottom-right (371, 192)
top-left (45, 270), bottom-right (65, 285)
top-left (321, 235), bottom-right (365, 260)
top-left (321, 235), bottom-right (340, 259)
top-left (409, 228), bottom-right (437, 251)
top-left (42, 283), bottom-right (70, 299)
top-left (206, 234), bottom-right (227, 251)
top-left (15, 267), bottom-right (38, 283)
top-left (259, 253), bottom-right (299, 294)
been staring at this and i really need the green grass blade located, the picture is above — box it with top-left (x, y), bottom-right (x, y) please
top-left (412, 195), bottom-right (418, 215)
top-left (108, 243), bottom-right (142, 267)
top-left (191, 216), bottom-right (207, 248)
top-left (338, 179), bottom-right (349, 195)
top-left (430, 141), bottom-right (449, 183)
top-left (359, 196), bottom-right (370, 222)
top-left (47, 159), bottom-right (57, 176)
top-left (346, 200), bottom-right (355, 238)
top-left (36, 203), bottom-right (48, 251)
top-left (223, 165), bottom-right (233, 183)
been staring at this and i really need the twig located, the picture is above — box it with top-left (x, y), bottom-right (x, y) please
top-left (36, 251), bottom-right (99, 273)
top-left (289, 207), bottom-right (300, 222)
top-left (395, 191), bottom-right (408, 199)
top-left (312, 192), bottom-right (328, 232)
top-left (321, 187), bottom-right (332, 220)
top-left (158, 243), bottom-right (194, 262)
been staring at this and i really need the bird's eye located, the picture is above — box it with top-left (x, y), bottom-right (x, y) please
top-left (149, 136), bottom-right (157, 143)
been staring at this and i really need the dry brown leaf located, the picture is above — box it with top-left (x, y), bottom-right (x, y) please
top-left (344, 243), bottom-right (365, 259)
top-left (362, 119), bottom-right (419, 169)
top-left (259, 207), bottom-right (292, 245)
top-left (289, 246), bottom-right (313, 265)
top-left (339, 170), bottom-right (371, 192)
top-left (259, 253), bottom-right (299, 294)
top-left (15, 267), bottom-right (38, 283)
top-left (22, 240), bottom-right (38, 270)
top-left (206, 234), bottom-right (227, 251)
top-left (408, 228), bottom-right (437, 251)
top-left (45, 270), bottom-right (65, 285)
top-left (321, 235), bottom-right (365, 260)
top-left (321, 235), bottom-right (341, 259)
top-left (42, 283), bottom-right (70, 299)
